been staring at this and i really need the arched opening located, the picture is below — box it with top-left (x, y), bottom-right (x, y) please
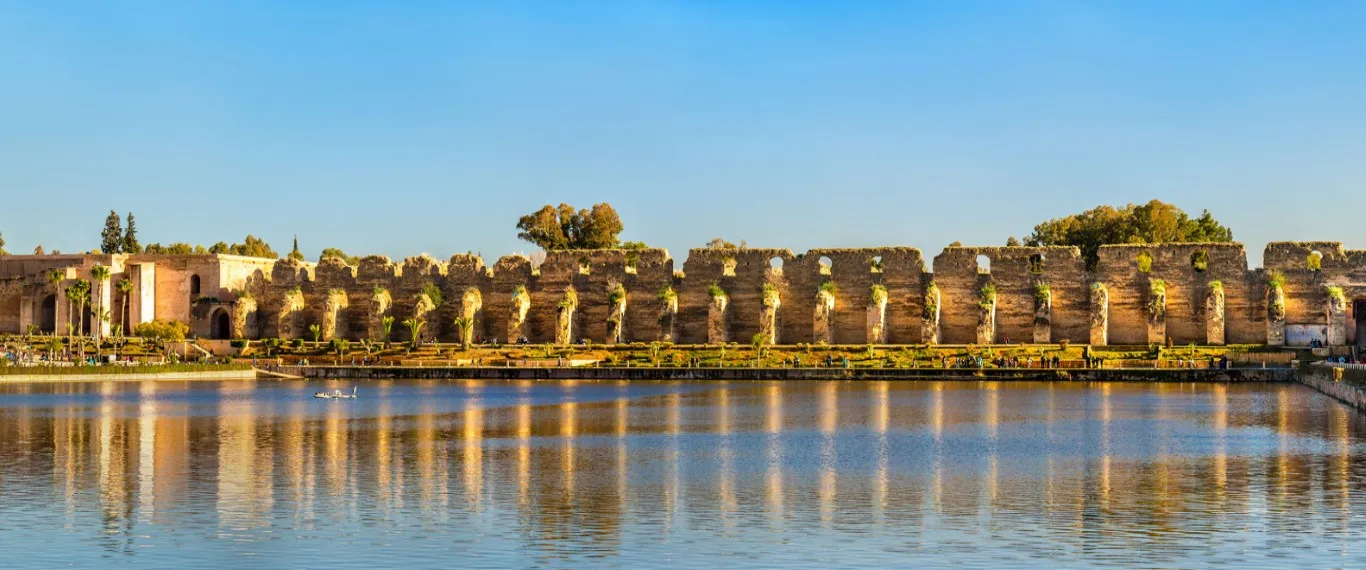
top-left (722, 257), bottom-right (737, 277)
top-left (768, 257), bottom-right (784, 275)
top-left (870, 255), bottom-right (883, 273)
top-left (818, 256), bottom-right (832, 275)
top-left (190, 274), bottom-right (201, 298)
top-left (1028, 254), bottom-right (1045, 274)
top-left (1308, 250), bottom-right (1323, 271)
top-left (1191, 250), bottom-right (1209, 272)
top-left (976, 255), bottom-right (991, 274)
top-left (39, 295), bottom-right (56, 333)
top-left (211, 309), bottom-right (231, 340)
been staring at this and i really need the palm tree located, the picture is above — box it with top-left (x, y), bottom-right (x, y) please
top-left (402, 318), bottom-right (425, 351)
top-left (381, 316), bottom-right (395, 349)
top-left (89, 265), bottom-right (111, 341)
top-left (115, 278), bottom-right (134, 336)
top-left (95, 308), bottom-right (111, 355)
top-left (46, 269), bottom-right (64, 335)
top-left (454, 316), bottom-right (474, 350)
top-left (308, 323), bottom-right (322, 343)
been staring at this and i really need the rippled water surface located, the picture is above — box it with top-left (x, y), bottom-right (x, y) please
top-left (0, 379), bottom-right (1363, 568)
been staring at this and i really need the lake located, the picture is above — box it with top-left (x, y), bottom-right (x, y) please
top-left (0, 379), bottom-right (1361, 568)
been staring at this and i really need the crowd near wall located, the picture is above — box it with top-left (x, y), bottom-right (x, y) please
top-left (3, 241), bottom-right (1366, 347)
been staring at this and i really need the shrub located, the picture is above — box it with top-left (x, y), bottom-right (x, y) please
top-left (134, 320), bottom-right (188, 342)
top-left (708, 283), bottom-right (726, 299)
top-left (1266, 269), bottom-right (1285, 290)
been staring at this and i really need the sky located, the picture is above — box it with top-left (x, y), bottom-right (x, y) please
top-left (2, 1), bottom-right (1365, 268)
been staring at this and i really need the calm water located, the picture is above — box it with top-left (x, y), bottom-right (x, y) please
top-left (0, 379), bottom-right (1363, 569)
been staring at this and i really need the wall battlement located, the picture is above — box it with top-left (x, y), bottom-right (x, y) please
top-left (3, 241), bottom-right (1366, 347)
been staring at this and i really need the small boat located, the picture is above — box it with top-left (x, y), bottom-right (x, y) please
top-left (314, 386), bottom-right (358, 399)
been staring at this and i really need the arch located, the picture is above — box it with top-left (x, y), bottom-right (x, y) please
top-left (722, 257), bottom-right (737, 277)
top-left (39, 294), bottom-right (56, 333)
top-left (869, 255), bottom-right (883, 273)
top-left (1308, 250), bottom-right (1323, 271)
top-left (190, 274), bottom-right (201, 297)
top-left (211, 309), bottom-right (231, 340)
top-left (818, 256), bottom-right (832, 275)
top-left (1191, 250), bottom-right (1209, 272)
top-left (976, 254), bottom-right (991, 274)
top-left (768, 257), bottom-right (784, 275)
top-left (1028, 254), bottom-right (1045, 274)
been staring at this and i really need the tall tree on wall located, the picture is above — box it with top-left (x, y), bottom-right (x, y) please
top-left (288, 235), bottom-right (305, 261)
top-left (100, 211), bottom-right (123, 254)
top-left (122, 213), bottom-right (141, 253)
top-left (516, 203), bottom-right (626, 250)
top-left (1024, 199), bottom-right (1234, 269)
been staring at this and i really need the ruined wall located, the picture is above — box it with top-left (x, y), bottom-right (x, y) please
top-left (6, 240), bottom-right (1366, 346)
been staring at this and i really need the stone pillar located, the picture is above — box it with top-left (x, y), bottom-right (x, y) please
top-left (1033, 287), bottom-right (1051, 344)
top-left (922, 284), bottom-right (940, 344)
top-left (321, 289), bottom-right (349, 341)
top-left (1267, 285), bottom-right (1286, 346)
top-left (976, 297), bottom-right (996, 344)
top-left (232, 295), bottom-right (257, 339)
top-left (1205, 282), bottom-right (1225, 346)
top-left (18, 291), bottom-right (33, 333)
top-left (277, 288), bottom-right (305, 340)
top-left (127, 263), bottom-right (156, 328)
top-left (1089, 283), bottom-right (1108, 346)
top-left (760, 284), bottom-right (780, 345)
top-left (606, 287), bottom-right (626, 344)
top-left (369, 288), bottom-right (392, 342)
top-left (867, 285), bottom-right (888, 344)
top-left (1327, 286), bottom-right (1347, 346)
top-left (1146, 280), bottom-right (1166, 345)
top-left (814, 288), bottom-right (835, 344)
top-left (707, 292), bottom-right (728, 344)
top-left (554, 288), bottom-right (577, 346)
top-left (508, 288), bottom-right (530, 343)
top-left (659, 289), bottom-right (677, 343)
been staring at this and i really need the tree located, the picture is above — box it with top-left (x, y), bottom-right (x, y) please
top-left (90, 265), bottom-right (111, 341)
top-left (288, 235), bottom-right (305, 261)
top-left (1006, 236), bottom-right (1021, 246)
top-left (0, 227), bottom-right (7, 255)
top-left (706, 238), bottom-right (740, 250)
top-left (68, 279), bottom-right (91, 339)
top-left (134, 319), bottom-right (188, 343)
top-left (122, 213), bottom-right (141, 253)
top-left (320, 248), bottom-right (358, 265)
top-left (402, 318), bottom-right (425, 350)
top-left (116, 278), bottom-right (134, 336)
top-left (47, 270), bottom-right (64, 335)
top-left (33, 245), bottom-right (43, 255)
top-left (100, 211), bottom-right (123, 254)
top-left (454, 316), bottom-right (474, 350)
top-left (208, 242), bottom-right (230, 254)
top-left (1024, 200), bottom-right (1234, 269)
top-left (515, 202), bottom-right (625, 250)
top-left (381, 315), bottom-right (395, 348)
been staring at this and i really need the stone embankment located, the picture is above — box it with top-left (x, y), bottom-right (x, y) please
top-left (280, 365), bottom-right (1293, 383)
top-left (1297, 363), bottom-right (1366, 411)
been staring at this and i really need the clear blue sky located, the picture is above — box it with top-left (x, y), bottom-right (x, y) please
top-left (3, 1), bottom-right (1365, 267)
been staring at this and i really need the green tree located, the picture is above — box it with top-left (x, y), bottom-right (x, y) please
top-left (1025, 200), bottom-right (1234, 269)
top-left (402, 318), bottom-right (425, 350)
top-left (122, 213), bottom-right (141, 253)
top-left (516, 202), bottom-right (625, 250)
top-left (68, 279), bottom-right (91, 338)
top-left (454, 316), bottom-right (475, 350)
top-left (308, 323), bottom-right (322, 343)
top-left (381, 315), bottom-right (395, 348)
top-left (47, 270), bottom-right (64, 334)
top-left (100, 211), bottom-right (123, 254)
top-left (288, 235), bottom-right (305, 261)
top-left (209, 242), bottom-right (230, 254)
top-left (222, 235), bottom-right (278, 258)
top-left (705, 238), bottom-right (739, 250)
top-left (320, 248), bottom-right (359, 265)
top-left (0, 227), bottom-right (7, 255)
top-left (116, 278), bottom-right (134, 336)
top-left (90, 265), bottom-right (111, 340)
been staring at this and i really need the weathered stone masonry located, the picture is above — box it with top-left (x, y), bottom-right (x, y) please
top-left (3, 241), bottom-right (1366, 346)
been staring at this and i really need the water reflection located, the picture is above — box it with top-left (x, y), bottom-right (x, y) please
top-left (0, 380), bottom-right (1363, 568)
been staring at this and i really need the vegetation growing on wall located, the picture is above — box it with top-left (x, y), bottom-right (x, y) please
top-left (1147, 279), bottom-right (1166, 317)
top-left (761, 283), bottom-right (781, 308)
top-left (1266, 270), bottom-right (1286, 320)
top-left (1024, 200), bottom-right (1233, 269)
top-left (870, 284), bottom-right (888, 306)
top-left (978, 283), bottom-right (997, 310)
top-left (516, 202), bottom-right (626, 250)
top-left (923, 282), bottom-right (940, 319)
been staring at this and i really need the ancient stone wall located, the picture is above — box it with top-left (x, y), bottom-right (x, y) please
top-left (5, 240), bottom-right (1366, 346)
